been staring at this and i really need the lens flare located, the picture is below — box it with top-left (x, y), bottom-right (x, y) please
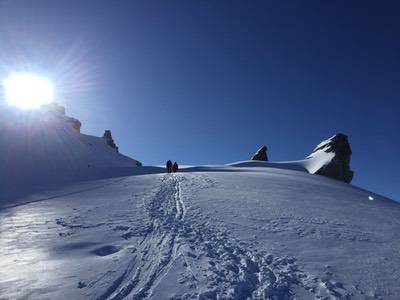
top-left (2, 73), bottom-right (54, 109)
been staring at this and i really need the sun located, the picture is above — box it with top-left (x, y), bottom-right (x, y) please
top-left (2, 73), bottom-right (54, 109)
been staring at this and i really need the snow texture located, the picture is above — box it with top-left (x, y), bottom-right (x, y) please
top-left (228, 150), bottom-right (335, 175)
top-left (1, 166), bottom-right (399, 299)
top-left (1, 107), bottom-right (399, 299)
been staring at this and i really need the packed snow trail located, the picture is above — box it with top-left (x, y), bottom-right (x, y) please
top-left (95, 174), bottom-right (345, 300)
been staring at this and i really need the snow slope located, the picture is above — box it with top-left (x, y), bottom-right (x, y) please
top-left (229, 133), bottom-right (353, 184)
top-left (228, 149), bottom-right (335, 175)
top-left (1, 166), bottom-right (399, 299)
top-left (0, 106), bottom-right (141, 202)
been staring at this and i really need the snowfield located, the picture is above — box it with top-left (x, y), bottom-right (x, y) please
top-left (1, 107), bottom-right (399, 299)
top-left (1, 165), bottom-right (400, 299)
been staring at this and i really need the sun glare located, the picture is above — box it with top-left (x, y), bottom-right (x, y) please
top-left (2, 73), bottom-right (54, 109)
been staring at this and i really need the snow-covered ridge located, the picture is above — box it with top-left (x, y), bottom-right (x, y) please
top-left (228, 151), bottom-right (334, 175)
top-left (0, 104), bottom-right (141, 193)
top-left (231, 133), bottom-right (353, 183)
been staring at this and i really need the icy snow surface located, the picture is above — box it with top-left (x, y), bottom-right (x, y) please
top-left (1, 164), bottom-right (400, 299)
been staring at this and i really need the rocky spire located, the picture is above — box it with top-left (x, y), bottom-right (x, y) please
top-left (308, 133), bottom-right (354, 183)
top-left (103, 130), bottom-right (119, 152)
top-left (251, 145), bottom-right (268, 161)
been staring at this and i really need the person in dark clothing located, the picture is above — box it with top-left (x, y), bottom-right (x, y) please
top-left (172, 162), bottom-right (179, 173)
top-left (166, 160), bottom-right (172, 173)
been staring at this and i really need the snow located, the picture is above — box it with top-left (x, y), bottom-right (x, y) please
top-left (0, 107), bottom-right (142, 204)
top-left (1, 166), bottom-right (400, 299)
top-left (1, 107), bottom-right (400, 299)
top-left (228, 150), bottom-right (335, 175)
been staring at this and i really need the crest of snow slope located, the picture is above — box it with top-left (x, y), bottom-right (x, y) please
top-left (227, 149), bottom-right (335, 175)
top-left (0, 106), bottom-right (141, 200)
top-left (0, 166), bottom-right (399, 299)
top-left (230, 134), bottom-right (353, 184)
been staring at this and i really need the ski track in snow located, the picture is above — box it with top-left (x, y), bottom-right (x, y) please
top-left (92, 174), bottom-right (351, 300)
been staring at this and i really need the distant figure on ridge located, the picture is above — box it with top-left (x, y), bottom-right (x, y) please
top-left (172, 162), bottom-right (179, 173)
top-left (166, 160), bottom-right (172, 173)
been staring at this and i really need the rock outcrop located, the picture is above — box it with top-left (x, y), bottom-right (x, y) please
top-left (251, 145), bottom-right (268, 161)
top-left (103, 130), bottom-right (119, 152)
top-left (41, 103), bottom-right (82, 132)
top-left (66, 117), bottom-right (82, 132)
top-left (308, 133), bottom-right (354, 183)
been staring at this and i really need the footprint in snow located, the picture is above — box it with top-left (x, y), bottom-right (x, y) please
top-left (91, 245), bottom-right (121, 257)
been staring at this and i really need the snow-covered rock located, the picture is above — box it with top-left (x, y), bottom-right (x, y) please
top-left (229, 134), bottom-right (354, 183)
top-left (251, 145), bottom-right (268, 161)
top-left (66, 117), bottom-right (82, 132)
top-left (307, 133), bottom-right (354, 183)
top-left (41, 103), bottom-right (82, 132)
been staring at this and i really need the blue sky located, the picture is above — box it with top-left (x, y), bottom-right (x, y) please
top-left (0, 1), bottom-right (399, 200)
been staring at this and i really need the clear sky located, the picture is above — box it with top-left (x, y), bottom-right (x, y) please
top-left (0, 1), bottom-right (399, 201)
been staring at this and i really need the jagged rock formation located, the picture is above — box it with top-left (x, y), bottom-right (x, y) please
top-left (66, 117), bottom-right (81, 132)
top-left (40, 104), bottom-right (131, 159)
top-left (103, 130), bottom-right (119, 152)
top-left (308, 133), bottom-right (354, 183)
top-left (251, 145), bottom-right (268, 161)
top-left (41, 103), bottom-right (82, 132)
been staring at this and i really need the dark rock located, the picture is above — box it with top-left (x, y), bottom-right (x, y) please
top-left (308, 133), bottom-right (354, 183)
top-left (103, 130), bottom-right (118, 151)
top-left (251, 145), bottom-right (268, 161)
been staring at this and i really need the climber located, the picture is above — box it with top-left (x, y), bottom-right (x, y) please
top-left (172, 162), bottom-right (179, 173)
top-left (166, 160), bottom-right (172, 173)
